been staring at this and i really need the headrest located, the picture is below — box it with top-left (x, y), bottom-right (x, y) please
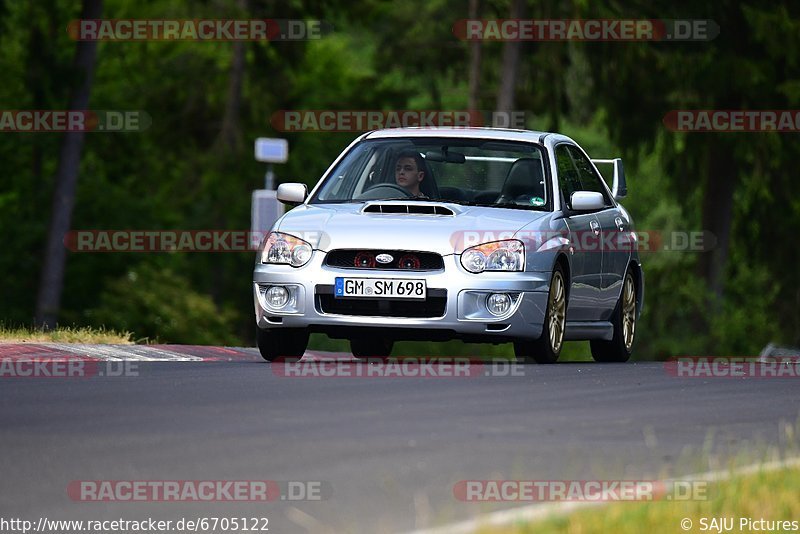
top-left (501, 158), bottom-right (544, 198)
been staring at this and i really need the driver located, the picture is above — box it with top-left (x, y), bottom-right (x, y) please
top-left (394, 150), bottom-right (426, 197)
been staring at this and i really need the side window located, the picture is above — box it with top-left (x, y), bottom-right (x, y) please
top-left (352, 150), bottom-right (381, 196)
top-left (555, 144), bottom-right (581, 209)
top-left (567, 146), bottom-right (612, 206)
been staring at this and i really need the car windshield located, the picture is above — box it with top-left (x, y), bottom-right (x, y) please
top-left (309, 137), bottom-right (549, 210)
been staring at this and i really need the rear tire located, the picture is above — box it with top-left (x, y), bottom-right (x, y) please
top-left (590, 271), bottom-right (636, 363)
top-left (350, 338), bottom-right (394, 360)
top-left (514, 265), bottom-right (567, 364)
top-left (257, 328), bottom-right (309, 362)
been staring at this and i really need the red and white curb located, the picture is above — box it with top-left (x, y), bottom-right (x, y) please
top-left (0, 343), bottom-right (256, 362)
top-left (0, 343), bottom-right (352, 362)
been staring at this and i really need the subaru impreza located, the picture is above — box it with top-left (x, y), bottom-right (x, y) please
top-left (253, 128), bottom-right (643, 363)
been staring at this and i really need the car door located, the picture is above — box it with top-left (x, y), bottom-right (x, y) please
top-left (567, 145), bottom-right (630, 318)
top-left (554, 144), bottom-right (603, 321)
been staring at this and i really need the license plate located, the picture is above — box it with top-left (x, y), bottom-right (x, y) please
top-left (334, 278), bottom-right (426, 299)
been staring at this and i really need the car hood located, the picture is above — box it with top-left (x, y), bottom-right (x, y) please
top-left (276, 201), bottom-right (550, 255)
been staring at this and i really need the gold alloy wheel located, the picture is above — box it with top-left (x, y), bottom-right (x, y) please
top-left (549, 271), bottom-right (566, 354)
top-left (622, 274), bottom-right (636, 351)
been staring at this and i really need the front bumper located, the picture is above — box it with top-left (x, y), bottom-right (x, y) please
top-left (253, 252), bottom-right (551, 342)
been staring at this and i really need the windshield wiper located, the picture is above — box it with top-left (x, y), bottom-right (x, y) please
top-left (372, 196), bottom-right (453, 203)
top-left (487, 202), bottom-right (548, 211)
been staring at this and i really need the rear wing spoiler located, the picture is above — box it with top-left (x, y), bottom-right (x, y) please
top-left (591, 158), bottom-right (627, 200)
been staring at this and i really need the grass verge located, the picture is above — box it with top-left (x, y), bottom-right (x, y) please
top-left (480, 464), bottom-right (800, 534)
top-left (0, 324), bottom-right (133, 344)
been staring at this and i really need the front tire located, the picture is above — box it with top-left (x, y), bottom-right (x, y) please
top-left (514, 265), bottom-right (567, 364)
top-left (590, 271), bottom-right (636, 363)
top-left (257, 328), bottom-right (309, 362)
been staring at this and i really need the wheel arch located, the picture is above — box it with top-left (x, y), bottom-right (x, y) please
top-left (554, 252), bottom-right (571, 302)
top-left (626, 260), bottom-right (644, 318)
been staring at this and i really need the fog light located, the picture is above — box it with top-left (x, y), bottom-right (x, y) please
top-left (266, 286), bottom-right (289, 308)
top-left (486, 293), bottom-right (512, 316)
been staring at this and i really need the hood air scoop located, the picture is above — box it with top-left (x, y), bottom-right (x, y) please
top-left (362, 202), bottom-right (455, 216)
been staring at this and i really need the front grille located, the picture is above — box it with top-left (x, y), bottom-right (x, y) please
top-left (325, 250), bottom-right (444, 271)
top-left (315, 285), bottom-right (447, 318)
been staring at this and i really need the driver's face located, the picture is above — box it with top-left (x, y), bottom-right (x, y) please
top-left (395, 157), bottom-right (424, 195)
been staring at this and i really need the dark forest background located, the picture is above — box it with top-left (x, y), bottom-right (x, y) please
top-left (2, 0), bottom-right (799, 359)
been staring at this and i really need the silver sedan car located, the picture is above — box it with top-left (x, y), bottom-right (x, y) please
top-left (253, 127), bottom-right (643, 363)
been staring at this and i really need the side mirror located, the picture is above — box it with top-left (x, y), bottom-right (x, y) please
top-left (590, 157), bottom-right (627, 200)
top-left (611, 158), bottom-right (627, 200)
top-left (276, 183), bottom-right (307, 205)
top-left (571, 191), bottom-right (606, 211)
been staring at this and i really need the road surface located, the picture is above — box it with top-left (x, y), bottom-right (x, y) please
top-left (0, 344), bottom-right (798, 533)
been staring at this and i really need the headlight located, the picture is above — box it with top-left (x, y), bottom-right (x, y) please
top-left (260, 232), bottom-right (313, 267)
top-left (460, 239), bottom-right (524, 273)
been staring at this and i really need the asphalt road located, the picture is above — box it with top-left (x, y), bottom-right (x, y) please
top-left (1, 345), bottom-right (798, 533)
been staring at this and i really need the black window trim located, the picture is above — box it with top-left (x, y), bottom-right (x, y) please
top-left (566, 144), bottom-right (616, 209)
top-left (554, 141), bottom-right (615, 215)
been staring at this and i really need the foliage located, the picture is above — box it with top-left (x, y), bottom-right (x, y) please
top-left (83, 264), bottom-right (240, 345)
top-left (1, 0), bottom-right (797, 355)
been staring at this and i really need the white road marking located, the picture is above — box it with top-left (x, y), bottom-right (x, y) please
top-left (406, 456), bottom-right (800, 534)
top-left (303, 351), bottom-right (357, 362)
top-left (284, 506), bottom-right (334, 533)
top-left (45, 343), bottom-right (203, 361)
